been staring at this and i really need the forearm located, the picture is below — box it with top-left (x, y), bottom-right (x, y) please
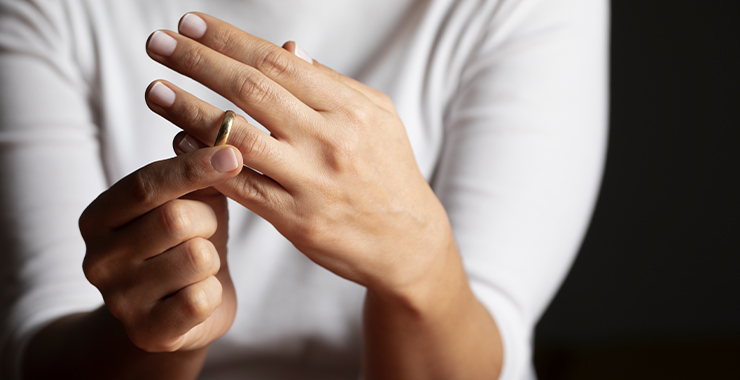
top-left (22, 306), bottom-right (208, 380)
top-left (362, 241), bottom-right (503, 380)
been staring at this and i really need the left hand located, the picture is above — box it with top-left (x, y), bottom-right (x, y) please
top-left (145, 13), bottom-right (456, 300)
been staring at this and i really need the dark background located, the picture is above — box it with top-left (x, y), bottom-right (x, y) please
top-left (533, 1), bottom-right (739, 379)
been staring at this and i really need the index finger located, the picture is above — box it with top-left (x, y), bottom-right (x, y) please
top-left (176, 12), bottom-right (352, 111)
top-left (80, 146), bottom-right (243, 233)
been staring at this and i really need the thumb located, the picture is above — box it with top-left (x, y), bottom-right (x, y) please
top-left (82, 144), bottom-right (243, 230)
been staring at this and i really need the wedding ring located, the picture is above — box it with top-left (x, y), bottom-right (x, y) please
top-left (214, 110), bottom-right (235, 146)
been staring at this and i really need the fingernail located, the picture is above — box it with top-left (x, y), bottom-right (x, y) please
top-left (179, 13), bottom-right (207, 39)
top-left (149, 82), bottom-right (176, 107)
top-left (294, 44), bottom-right (313, 64)
top-left (148, 31), bottom-right (177, 56)
top-left (178, 134), bottom-right (200, 153)
top-left (211, 148), bottom-right (239, 173)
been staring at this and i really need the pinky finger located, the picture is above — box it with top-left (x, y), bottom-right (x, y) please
top-left (283, 41), bottom-right (395, 112)
top-left (142, 276), bottom-right (223, 352)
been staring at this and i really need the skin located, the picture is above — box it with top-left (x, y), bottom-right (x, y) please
top-left (24, 146), bottom-right (243, 379)
top-left (23, 13), bottom-right (503, 380)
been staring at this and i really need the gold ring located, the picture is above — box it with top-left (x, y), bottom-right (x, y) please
top-left (214, 110), bottom-right (235, 146)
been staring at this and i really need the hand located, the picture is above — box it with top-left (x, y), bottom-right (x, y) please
top-left (145, 13), bottom-right (456, 302)
top-left (79, 145), bottom-right (243, 352)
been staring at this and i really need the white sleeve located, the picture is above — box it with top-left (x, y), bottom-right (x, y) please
top-left (0, 1), bottom-right (104, 378)
top-left (431, 1), bottom-right (609, 378)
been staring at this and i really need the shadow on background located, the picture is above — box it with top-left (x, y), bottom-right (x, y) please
top-left (534, 1), bottom-right (739, 379)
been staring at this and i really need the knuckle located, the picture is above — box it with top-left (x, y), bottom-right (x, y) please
top-left (317, 134), bottom-right (359, 173)
top-left (130, 170), bottom-right (158, 208)
top-left (105, 293), bottom-right (132, 321)
top-left (159, 201), bottom-right (192, 240)
top-left (184, 238), bottom-right (218, 274)
top-left (234, 172), bottom-right (269, 204)
top-left (345, 103), bottom-right (373, 123)
top-left (180, 158), bottom-right (205, 186)
top-left (180, 44), bottom-right (207, 73)
top-left (208, 25), bottom-right (239, 53)
top-left (182, 286), bottom-right (214, 321)
top-left (235, 69), bottom-right (272, 105)
top-left (255, 47), bottom-right (294, 79)
top-left (82, 254), bottom-right (107, 286)
top-left (235, 129), bottom-right (269, 160)
top-left (179, 98), bottom-right (208, 130)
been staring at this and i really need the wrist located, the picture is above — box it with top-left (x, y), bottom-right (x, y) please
top-left (364, 232), bottom-right (473, 320)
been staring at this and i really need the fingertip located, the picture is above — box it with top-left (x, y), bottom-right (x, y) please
top-left (179, 13), bottom-right (208, 39)
top-left (147, 30), bottom-right (177, 57)
top-left (294, 43), bottom-right (313, 64)
top-left (148, 81), bottom-right (176, 108)
top-left (229, 145), bottom-right (245, 166)
top-left (282, 41), bottom-right (296, 53)
top-left (211, 146), bottom-right (242, 174)
top-left (282, 40), bottom-right (312, 64)
top-left (173, 132), bottom-right (206, 155)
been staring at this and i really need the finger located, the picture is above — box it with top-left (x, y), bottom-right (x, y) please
top-left (177, 13), bottom-right (350, 111)
top-left (136, 275), bottom-right (223, 352)
top-left (146, 29), bottom-right (315, 139)
top-left (146, 80), bottom-right (295, 185)
top-left (111, 199), bottom-right (218, 261)
top-left (179, 187), bottom-right (230, 249)
top-left (213, 161), bottom-right (290, 221)
top-left (301, 50), bottom-right (396, 114)
top-left (80, 146), bottom-right (243, 232)
top-left (169, 132), bottom-right (292, 219)
top-left (136, 237), bottom-right (220, 299)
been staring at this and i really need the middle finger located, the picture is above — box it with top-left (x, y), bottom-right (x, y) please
top-left (177, 13), bottom-right (351, 112)
top-left (146, 30), bottom-right (315, 141)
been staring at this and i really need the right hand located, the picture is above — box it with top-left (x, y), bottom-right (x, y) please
top-left (79, 144), bottom-right (243, 352)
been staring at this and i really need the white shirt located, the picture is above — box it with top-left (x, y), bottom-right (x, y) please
top-left (0, 0), bottom-right (609, 379)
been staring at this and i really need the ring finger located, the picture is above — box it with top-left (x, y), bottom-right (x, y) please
top-left (147, 80), bottom-right (300, 187)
